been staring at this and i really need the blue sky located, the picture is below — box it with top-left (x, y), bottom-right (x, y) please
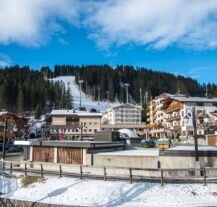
top-left (0, 0), bottom-right (217, 84)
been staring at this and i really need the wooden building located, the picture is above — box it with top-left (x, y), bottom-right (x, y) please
top-left (0, 112), bottom-right (28, 140)
top-left (16, 139), bottom-right (125, 165)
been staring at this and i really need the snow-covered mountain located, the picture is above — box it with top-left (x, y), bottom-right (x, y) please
top-left (51, 76), bottom-right (119, 112)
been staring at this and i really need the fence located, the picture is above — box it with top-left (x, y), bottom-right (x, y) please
top-left (1, 160), bottom-right (217, 186)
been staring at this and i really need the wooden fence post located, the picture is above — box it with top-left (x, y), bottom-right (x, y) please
top-left (129, 168), bottom-right (133, 184)
top-left (80, 165), bottom-right (83, 180)
top-left (24, 163), bottom-right (27, 176)
top-left (10, 162), bottom-right (13, 174)
top-left (41, 164), bottom-right (43, 177)
top-left (59, 165), bottom-right (62, 178)
top-left (160, 169), bottom-right (164, 186)
top-left (104, 167), bottom-right (107, 181)
top-left (203, 168), bottom-right (207, 186)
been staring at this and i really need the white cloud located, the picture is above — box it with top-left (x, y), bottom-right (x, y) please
top-left (0, 0), bottom-right (81, 47)
top-left (0, 53), bottom-right (12, 67)
top-left (85, 0), bottom-right (217, 50)
top-left (1, 0), bottom-right (217, 50)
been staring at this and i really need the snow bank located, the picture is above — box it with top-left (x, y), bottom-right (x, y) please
top-left (1, 175), bottom-right (217, 206)
top-left (97, 149), bottom-right (159, 157)
top-left (168, 146), bottom-right (217, 151)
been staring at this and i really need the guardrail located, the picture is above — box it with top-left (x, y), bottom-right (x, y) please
top-left (1, 160), bottom-right (217, 186)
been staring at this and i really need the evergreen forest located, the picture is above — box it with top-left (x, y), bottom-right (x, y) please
top-left (1, 64), bottom-right (217, 118)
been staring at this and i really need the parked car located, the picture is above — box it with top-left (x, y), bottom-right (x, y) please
top-left (8, 145), bottom-right (23, 153)
top-left (142, 140), bottom-right (156, 148)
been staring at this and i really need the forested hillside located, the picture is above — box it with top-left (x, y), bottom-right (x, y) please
top-left (0, 66), bottom-right (72, 114)
top-left (1, 64), bottom-right (216, 116)
top-left (51, 65), bottom-right (217, 103)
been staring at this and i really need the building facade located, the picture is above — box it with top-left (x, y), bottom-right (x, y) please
top-left (147, 94), bottom-right (217, 139)
top-left (102, 103), bottom-right (142, 125)
top-left (162, 96), bottom-right (217, 138)
top-left (146, 93), bottom-right (172, 138)
top-left (50, 110), bottom-right (102, 140)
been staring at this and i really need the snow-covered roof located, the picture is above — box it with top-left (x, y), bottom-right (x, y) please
top-left (108, 103), bottom-right (141, 110)
top-left (118, 128), bottom-right (139, 138)
top-left (98, 149), bottom-right (159, 156)
top-left (51, 110), bottom-right (102, 117)
top-left (172, 96), bottom-right (217, 103)
top-left (168, 146), bottom-right (217, 151)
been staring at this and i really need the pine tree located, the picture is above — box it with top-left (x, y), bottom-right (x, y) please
top-left (34, 105), bottom-right (41, 120)
top-left (16, 83), bottom-right (24, 114)
top-left (66, 86), bottom-right (73, 109)
top-left (0, 84), bottom-right (6, 109)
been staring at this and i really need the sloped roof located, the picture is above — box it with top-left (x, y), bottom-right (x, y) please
top-left (172, 96), bottom-right (217, 103)
top-left (51, 110), bottom-right (102, 117)
top-left (108, 103), bottom-right (142, 110)
top-left (0, 112), bottom-right (28, 123)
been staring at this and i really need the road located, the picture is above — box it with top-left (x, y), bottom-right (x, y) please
top-left (0, 151), bottom-right (24, 162)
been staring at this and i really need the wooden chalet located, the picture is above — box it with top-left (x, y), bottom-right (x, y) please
top-left (0, 112), bottom-right (28, 140)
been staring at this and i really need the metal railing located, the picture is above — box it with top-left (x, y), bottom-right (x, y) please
top-left (1, 160), bottom-right (217, 186)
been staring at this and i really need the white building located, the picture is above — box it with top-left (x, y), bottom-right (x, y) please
top-left (102, 103), bottom-right (142, 125)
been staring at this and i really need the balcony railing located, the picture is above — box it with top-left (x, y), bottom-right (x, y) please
top-left (166, 115), bottom-right (181, 122)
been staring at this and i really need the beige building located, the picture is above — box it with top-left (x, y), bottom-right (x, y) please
top-left (50, 110), bottom-right (102, 140)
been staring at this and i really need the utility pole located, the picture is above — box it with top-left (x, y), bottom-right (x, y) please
top-left (140, 88), bottom-right (142, 107)
top-left (86, 82), bottom-right (87, 95)
top-left (2, 119), bottom-right (7, 160)
top-left (98, 86), bottom-right (100, 102)
top-left (78, 80), bottom-right (83, 108)
top-left (107, 90), bottom-right (110, 101)
top-left (124, 83), bottom-right (130, 103)
top-left (93, 85), bottom-right (96, 101)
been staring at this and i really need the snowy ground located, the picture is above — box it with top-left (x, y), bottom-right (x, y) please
top-left (98, 149), bottom-right (159, 157)
top-left (1, 175), bottom-right (217, 207)
top-left (51, 76), bottom-right (119, 112)
top-left (168, 146), bottom-right (217, 151)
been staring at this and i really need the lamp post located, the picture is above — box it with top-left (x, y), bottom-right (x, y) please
top-left (78, 123), bottom-right (87, 141)
top-left (183, 107), bottom-right (199, 162)
top-left (78, 80), bottom-right (84, 108)
top-left (13, 125), bottom-right (18, 139)
top-left (124, 83), bottom-right (130, 104)
top-left (2, 119), bottom-right (8, 160)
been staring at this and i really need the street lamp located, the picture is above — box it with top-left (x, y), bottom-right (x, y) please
top-left (203, 114), bottom-right (210, 125)
top-left (78, 80), bottom-right (84, 108)
top-left (13, 125), bottom-right (18, 139)
top-left (1, 119), bottom-right (8, 160)
top-left (183, 107), bottom-right (199, 162)
top-left (78, 123), bottom-right (87, 141)
top-left (124, 83), bottom-right (130, 104)
top-left (183, 106), bottom-right (204, 176)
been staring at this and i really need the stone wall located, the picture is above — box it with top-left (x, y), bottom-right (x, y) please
top-left (0, 198), bottom-right (84, 207)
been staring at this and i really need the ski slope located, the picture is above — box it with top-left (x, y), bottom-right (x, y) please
top-left (51, 76), bottom-right (119, 112)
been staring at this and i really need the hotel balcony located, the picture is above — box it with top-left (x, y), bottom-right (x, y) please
top-left (166, 115), bottom-right (181, 122)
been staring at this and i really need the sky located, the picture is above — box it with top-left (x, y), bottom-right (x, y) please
top-left (0, 0), bottom-right (217, 84)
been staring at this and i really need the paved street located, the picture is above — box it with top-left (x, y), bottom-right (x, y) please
top-left (0, 151), bottom-right (24, 162)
